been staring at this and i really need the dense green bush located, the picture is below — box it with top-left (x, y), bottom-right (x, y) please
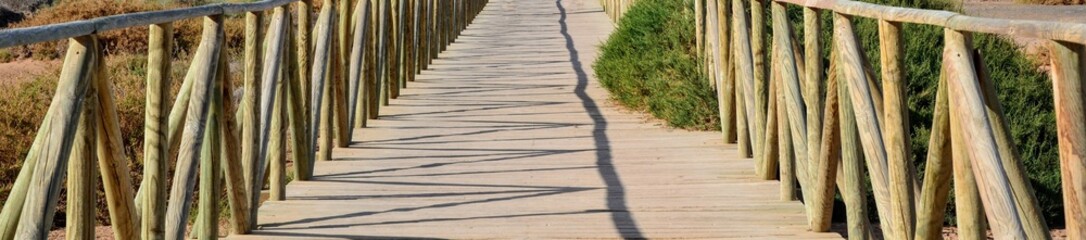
top-left (592, 0), bottom-right (717, 130)
top-left (595, 0), bottom-right (1062, 227)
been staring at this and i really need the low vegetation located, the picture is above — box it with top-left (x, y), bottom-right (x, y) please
top-left (592, 0), bottom-right (716, 130)
top-left (0, 0), bottom-right (248, 228)
top-left (595, 0), bottom-right (1063, 227)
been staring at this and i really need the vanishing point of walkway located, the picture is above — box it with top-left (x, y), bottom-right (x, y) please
top-left (236, 0), bottom-right (845, 238)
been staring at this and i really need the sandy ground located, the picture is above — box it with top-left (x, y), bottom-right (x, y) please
top-left (0, 59), bottom-right (55, 85)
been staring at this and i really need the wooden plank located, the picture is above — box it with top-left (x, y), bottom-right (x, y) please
top-left (972, 49), bottom-right (1051, 240)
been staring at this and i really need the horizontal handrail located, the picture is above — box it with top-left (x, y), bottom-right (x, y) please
top-left (773, 0), bottom-right (1086, 42)
top-left (0, 0), bottom-right (297, 49)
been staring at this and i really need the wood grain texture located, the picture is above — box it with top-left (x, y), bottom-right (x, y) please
top-left (252, 7), bottom-right (289, 227)
top-left (1050, 40), bottom-right (1086, 240)
top-left (731, 0), bottom-right (755, 158)
top-left (93, 35), bottom-right (140, 240)
top-left (943, 28), bottom-right (1026, 239)
top-left (832, 13), bottom-right (900, 239)
top-left (914, 63), bottom-right (953, 240)
top-left (972, 49), bottom-right (1051, 240)
top-left (164, 16), bottom-right (223, 240)
top-left (241, 11), bottom-right (264, 199)
top-left (14, 35), bottom-right (96, 240)
top-left (142, 22), bottom-right (173, 240)
top-left (949, 71), bottom-right (987, 240)
top-left (219, 28), bottom-right (252, 235)
top-left (878, 19), bottom-right (915, 240)
top-left (67, 79), bottom-right (98, 240)
top-left (836, 51), bottom-right (872, 240)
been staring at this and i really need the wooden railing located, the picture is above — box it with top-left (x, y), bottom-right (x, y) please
top-left (0, 0), bottom-right (486, 239)
top-left (604, 0), bottom-right (1086, 239)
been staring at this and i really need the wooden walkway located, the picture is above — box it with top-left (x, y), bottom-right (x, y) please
top-left (235, 0), bottom-right (845, 238)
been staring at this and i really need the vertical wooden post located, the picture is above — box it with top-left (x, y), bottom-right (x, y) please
top-left (269, 69), bottom-right (286, 201)
top-left (196, 52), bottom-right (226, 240)
top-left (731, 0), bottom-right (755, 157)
top-left (241, 10), bottom-right (264, 197)
top-left (750, 0), bottom-right (767, 172)
top-left (837, 57), bottom-right (872, 239)
top-left (164, 15), bottom-right (223, 240)
top-left (695, 0), bottom-right (704, 62)
top-left (809, 49), bottom-right (841, 232)
top-left (914, 64), bottom-right (953, 240)
top-left (310, 0), bottom-right (336, 164)
top-left (1050, 40), bottom-right (1086, 240)
top-left (251, 7), bottom-right (289, 227)
top-left (879, 19), bottom-right (916, 240)
top-left (219, 37), bottom-right (250, 235)
top-left (770, 1), bottom-right (811, 208)
top-left (334, 0), bottom-right (352, 146)
top-left (67, 81), bottom-right (98, 240)
top-left (286, 6), bottom-right (314, 181)
top-left (368, 0), bottom-right (382, 119)
top-left (143, 22), bottom-right (173, 240)
top-left (943, 28), bottom-right (1026, 239)
top-left (91, 34), bottom-right (141, 240)
top-left (298, 0), bottom-right (313, 115)
top-left (716, 0), bottom-right (735, 144)
top-left (350, 0), bottom-right (373, 129)
top-left (803, 10), bottom-right (824, 212)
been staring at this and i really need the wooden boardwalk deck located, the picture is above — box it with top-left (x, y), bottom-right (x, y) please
top-left (233, 0), bottom-right (846, 238)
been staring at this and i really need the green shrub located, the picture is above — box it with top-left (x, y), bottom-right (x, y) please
top-left (592, 0), bottom-right (717, 130)
top-left (596, 0), bottom-right (1063, 227)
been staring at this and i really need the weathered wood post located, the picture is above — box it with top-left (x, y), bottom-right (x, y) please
top-left (878, 19), bottom-right (916, 240)
top-left (143, 22), bottom-right (173, 240)
top-left (241, 9), bottom-right (265, 200)
top-left (164, 15), bottom-right (223, 240)
top-left (943, 28), bottom-right (1026, 239)
top-left (350, 0), bottom-right (373, 129)
top-left (68, 72), bottom-right (99, 240)
top-left (730, 0), bottom-right (754, 158)
top-left (833, 12), bottom-right (894, 239)
top-left (1050, 40), bottom-right (1086, 240)
top-left (251, 6), bottom-right (290, 228)
top-left (914, 65), bottom-right (953, 240)
top-left (13, 35), bottom-right (95, 239)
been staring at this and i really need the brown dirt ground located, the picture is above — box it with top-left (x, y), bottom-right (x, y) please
top-left (0, 59), bottom-right (56, 85)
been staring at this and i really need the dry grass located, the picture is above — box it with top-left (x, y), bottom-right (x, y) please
top-left (0, 0), bottom-right (273, 231)
top-left (5, 0), bottom-right (247, 61)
